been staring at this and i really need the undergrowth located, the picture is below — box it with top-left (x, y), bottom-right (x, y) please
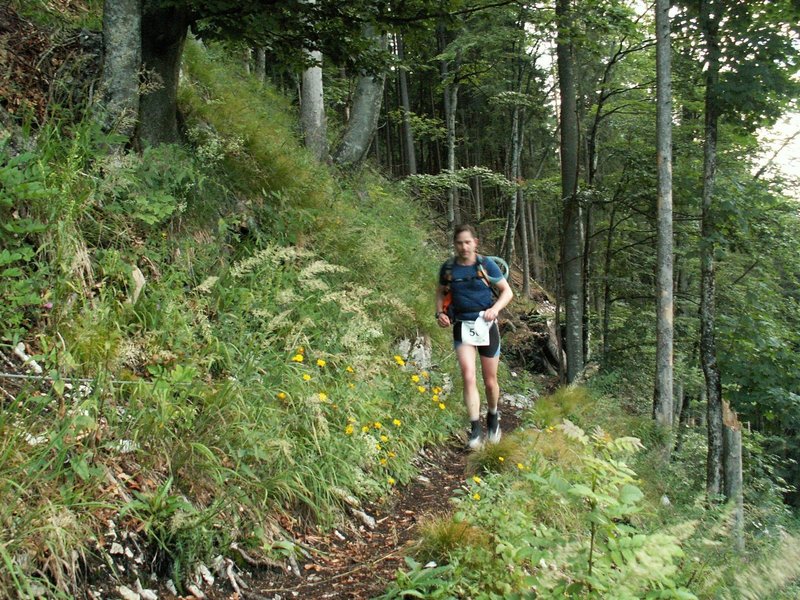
top-left (382, 384), bottom-right (800, 599)
top-left (0, 39), bottom-right (459, 596)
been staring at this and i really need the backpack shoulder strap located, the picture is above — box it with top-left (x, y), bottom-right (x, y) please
top-left (442, 257), bottom-right (456, 285)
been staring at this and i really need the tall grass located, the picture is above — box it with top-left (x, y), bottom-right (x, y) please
top-left (1, 39), bottom-right (460, 595)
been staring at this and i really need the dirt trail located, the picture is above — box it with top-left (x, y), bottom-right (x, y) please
top-left (199, 411), bottom-right (523, 600)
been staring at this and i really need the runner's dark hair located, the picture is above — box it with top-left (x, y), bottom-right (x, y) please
top-left (453, 224), bottom-right (478, 241)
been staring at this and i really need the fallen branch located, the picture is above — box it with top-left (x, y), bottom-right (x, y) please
top-left (230, 542), bottom-right (288, 573)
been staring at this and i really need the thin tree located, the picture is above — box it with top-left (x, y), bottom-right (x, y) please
top-left (653, 0), bottom-right (674, 439)
top-left (301, 1), bottom-right (328, 162)
top-left (396, 33), bottom-right (417, 175)
top-left (556, 0), bottom-right (584, 382)
top-left (699, 0), bottom-right (723, 497)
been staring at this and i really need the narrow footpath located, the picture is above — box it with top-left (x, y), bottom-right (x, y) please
top-left (202, 412), bottom-right (524, 600)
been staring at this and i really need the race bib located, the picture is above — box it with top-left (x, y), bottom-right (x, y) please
top-left (461, 318), bottom-right (490, 346)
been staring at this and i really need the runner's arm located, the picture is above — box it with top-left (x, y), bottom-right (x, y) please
top-left (435, 284), bottom-right (451, 327)
top-left (482, 278), bottom-right (513, 322)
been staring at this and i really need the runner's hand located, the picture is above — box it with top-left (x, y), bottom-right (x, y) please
top-left (482, 308), bottom-right (498, 322)
top-left (437, 313), bottom-right (451, 327)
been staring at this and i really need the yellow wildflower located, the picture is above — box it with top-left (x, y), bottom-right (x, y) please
top-left (438, 403), bottom-right (446, 410)
top-left (417, 386), bottom-right (426, 393)
top-left (411, 374), bottom-right (420, 383)
top-left (472, 476), bottom-right (482, 484)
top-left (388, 477), bottom-right (396, 485)
top-left (517, 463), bottom-right (525, 470)
top-left (393, 355), bottom-right (405, 366)
top-left (362, 426), bottom-right (370, 433)
top-left (433, 386), bottom-right (442, 394)
top-left (297, 346), bottom-right (305, 354)
top-left (374, 422), bottom-right (382, 429)
top-left (291, 354), bottom-right (304, 363)
top-left (348, 383), bottom-right (355, 389)
top-left (318, 392), bottom-right (328, 402)
top-left (317, 359), bottom-right (326, 367)
top-left (277, 392), bottom-right (287, 400)
top-left (345, 425), bottom-right (354, 435)
top-left (380, 435), bottom-right (389, 443)
top-left (348, 416), bottom-right (357, 423)
top-left (388, 451), bottom-right (396, 458)
top-left (498, 456), bottom-right (505, 462)
top-left (376, 444), bottom-right (382, 451)
top-left (380, 458), bottom-right (388, 466)
top-left (392, 419), bottom-right (401, 427)
top-left (473, 493), bottom-right (481, 501)
top-left (422, 371), bottom-right (430, 378)
top-left (303, 374), bottom-right (312, 381)
top-left (432, 394), bottom-right (439, 402)
top-left (346, 366), bottom-right (355, 373)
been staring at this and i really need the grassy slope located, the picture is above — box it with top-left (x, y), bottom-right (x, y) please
top-left (1, 38), bottom-right (463, 597)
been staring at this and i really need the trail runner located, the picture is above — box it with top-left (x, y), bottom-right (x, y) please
top-left (435, 224), bottom-right (513, 449)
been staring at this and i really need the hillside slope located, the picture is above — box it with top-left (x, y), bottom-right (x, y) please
top-left (1, 22), bottom-right (473, 596)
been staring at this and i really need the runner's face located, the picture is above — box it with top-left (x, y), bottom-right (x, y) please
top-left (454, 231), bottom-right (478, 261)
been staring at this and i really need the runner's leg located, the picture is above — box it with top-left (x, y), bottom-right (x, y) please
top-left (456, 344), bottom-right (480, 420)
top-left (480, 354), bottom-right (500, 413)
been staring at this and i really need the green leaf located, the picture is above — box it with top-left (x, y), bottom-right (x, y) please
top-left (72, 456), bottom-right (90, 481)
top-left (619, 484), bottom-right (643, 505)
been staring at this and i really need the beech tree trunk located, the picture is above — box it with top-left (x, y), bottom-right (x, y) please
top-left (504, 102), bottom-right (522, 265)
top-left (700, 0), bottom-right (724, 498)
top-left (139, 5), bottom-right (188, 146)
top-left (723, 401), bottom-right (744, 550)
top-left (334, 29), bottom-right (388, 166)
top-left (654, 0), bottom-right (675, 436)
top-left (255, 47), bottom-right (266, 83)
top-left (520, 191), bottom-right (531, 297)
top-left (601, 203), bottom-right (617, 358)
top-left (301, 48), bottom-right (328, 161)
top-left (396, 34), bottom-right (417, 176)
top-left (556, 0), bottom-right (584, 383)
top-left (100, 0), bottom-right (141, 140)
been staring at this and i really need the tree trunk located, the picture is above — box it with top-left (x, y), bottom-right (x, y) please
top-left (520, 191), bottom-right (531, 297)
top-left (100, 0), bottom-right (141, 140)
top-left (528, 199), bottom-right (543, 281)
top-left (504, 102), bottom-right (522, 265)
top-left (396, 34), bottom-right (417, 176)
top-left (722, 401), bottom-right (744, 550)
top-left (583, 200), bottom-right (592, 362)
top-left (301, 48), bottom-right (328, 161)
top-left (333, 29), bottom-right (388, 166)
top-left (556, 0), bottom-right (584, 382)
top-left (242, 47), bottom-right (252, 74)
top-left (654, 0), bottom-right (675, 436)
top-left (254, 47), bottom-right (266, 83)
top-left (700, 0), bottom-right (724, 498)
top-left (601, 202), bottom-right (617, 357)
top-left (139, 5), bottom-right (188, 146)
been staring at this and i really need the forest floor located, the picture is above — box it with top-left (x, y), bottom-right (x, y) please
top-left (231, 411), bottom-right (524, 600)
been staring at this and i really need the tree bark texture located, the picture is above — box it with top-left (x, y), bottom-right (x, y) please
top-left (504, 102), bottom-right (522, 265)
top-left (722, 401), bottom-right (744, 550)
top-left (139, 5), bottom-right (188, 146)
top-left (100, 0), bottom-right (141, 140)
top-left (700, 0), bottom-right (724, 498)
top-left (520, 190), bottom-right (531, 297)
top-left (396, 34), bottom-right (417, 176)
top-left (654, 0), bottom-right (675, 435)
top-left (556, 0), bottom-right (584, 383)
top-left (255, 47), bottom-right (266, 83)
top-left (301, 49), bottom-right (328, 161)
top-left (333, 30), bottom-right (388, 166)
